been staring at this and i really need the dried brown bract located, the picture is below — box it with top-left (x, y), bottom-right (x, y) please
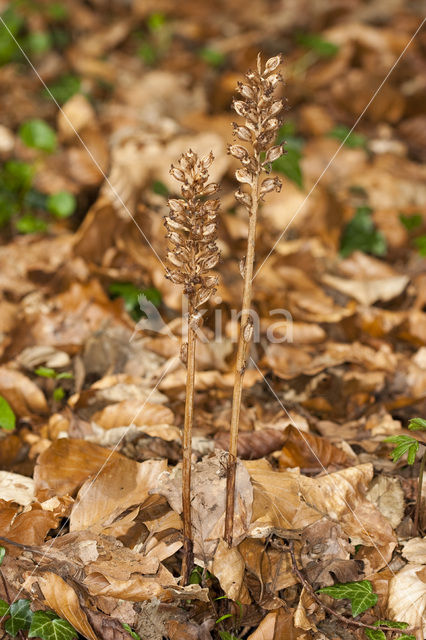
top-left (225, 54), bottom-right (285, 546)
top-left (165, 149), bottom-right (220, 309)
top-left (164, 148), bottom-right (220, 584)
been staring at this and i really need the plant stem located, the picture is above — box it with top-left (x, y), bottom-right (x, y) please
top-left (414, 446), bottom-right (426, 534)
top-left (225, 171), bottom-right (259, 547)
top-left (181, 302), bottom-right (196, 584)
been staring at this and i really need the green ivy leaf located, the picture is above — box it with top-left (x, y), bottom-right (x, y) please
top-left (47, 191), bottom-right (76, 218)
top-left (396, 635), bottom-right (416, 640)
top-left (5, 599), bottom-right (32, 636)
top-left (45, 75), bottom-right (81, 104)
top-left (399, 213), bottom-right (422, 231)
top-left (0, 598), bottom-right (10, 617)
top-left (375, 620), bottom-right (408, 630)
top-left (122, 623), bottom-right (141, 640)
top-left (364, 629), bottom-right (385, 640)
top-left (0, 396), bottom-right (15, 431)
top-left (384, 435), bottom-right (419, 465)
top-left (151, 180), bottom-right (169, 197)
top-left (317, 580), bottom-right (378, 617)
top-left (272, 147), bottom-right (303, 188)
top-left (19, 119), bottom-right (57, 153)
top-left (16, 214), bottom-right (48, 234)
top-left (0, 546), bottom-right (5, 564)
top-left (408, 417), bottom-right (426, 432)
top-left (28, 611), bottom-right (77, 640)
top-left (328, 125), bottom-right (367, 149)
top-left (340, 206), bottom-right (386, 258)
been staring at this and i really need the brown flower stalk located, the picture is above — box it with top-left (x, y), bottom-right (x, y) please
top-left (165, 149), bottom-right (220, 583)
top-left (225, 54), bottom-right (285, 546)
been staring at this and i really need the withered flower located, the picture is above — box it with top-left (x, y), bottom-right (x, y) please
top-left (225, 54), bottom-right (285, 546)
top-left (164, 149), bottom-right (220, 583)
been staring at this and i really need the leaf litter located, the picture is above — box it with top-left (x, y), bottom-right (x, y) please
top-left (0, 1), bottom-right (425, 639)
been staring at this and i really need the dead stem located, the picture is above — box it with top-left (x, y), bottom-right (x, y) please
top-left (225, 54), bottom-right (285, 546)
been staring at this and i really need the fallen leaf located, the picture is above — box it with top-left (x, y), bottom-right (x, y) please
top-left (212, 539), bottom-right (251, 603)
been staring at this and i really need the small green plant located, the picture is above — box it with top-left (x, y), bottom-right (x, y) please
top-left (122, 623), bottom-right (141, 640)
top-left (136, 12), bottom-right (170, 66)
top-left (340, 206), bottom-right (387, 257)
top-left (317, 580), bottom-right (414, 640)
top-left (296, 32), bottom-right (339, 58)
top-left (328, 125), bottom-right (367, 149)
top-left (399, 213), bottom-right (422, 231)
top-left (272, 122), bottom-right (304, 188)
top-left (199, 47), bottom-right (226, 68)
top-left (34, 367), bottom-right (73, 403)
top-left (46, 191), bottom-right (76, 218)
top-left (19, 119), bottom-right (57, 153)
top-left (414, 235), bottom-right (426, 257)
top-left (385, 417), bottom-right (426, 533)
top-left (44, 74), bottom-right (81, 104)
top-left (0, 396), bottom-right (15, 431)
top-left (108, 283), bottom-right (162, 321)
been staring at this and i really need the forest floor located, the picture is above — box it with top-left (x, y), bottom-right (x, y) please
top-left (0, 1), bottom-right (426, 639)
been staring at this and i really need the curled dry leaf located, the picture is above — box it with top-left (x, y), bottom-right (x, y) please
top-left (238, 538), bottom-right (296, 595)
top-left (0, 366), bottom-right (48, 417)
top-left (0, 471), bottom-right (35, 506)
top-left (214, 428), bottom-right (286, 459)
top-left (84, 562), bottom-right (176, 602)
top-left (246, 609), bottom-right (298, 640)
top-left (37, 572), bottom-right (98, 640)
top-left (388, 563), bottom-right (426, 639)
top-left (70, 457), bottom-right (168, 532)
top-left (278, 425), bottom-right (352, 470)
top-left (34, 438), bottom-right (124, 498)
top-left (92, 399), bottom-right (174, 430)
top-left (0, 500), bottom-right (59, 549)
top-left (212, 539), bottom-right (251, 603)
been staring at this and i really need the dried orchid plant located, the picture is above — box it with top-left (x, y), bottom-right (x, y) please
top-left (225, 54), bottom-right (285, 546)
top-left (165, 150), bottom-right (220, 583)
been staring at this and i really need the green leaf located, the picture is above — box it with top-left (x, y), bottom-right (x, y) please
top-left (2, 160), bottom-right (34, 192)
top-left (340, 206), bottom-right (386, 257)
top-left (408, 417), bottom-right (426, 432)
top-left (384, 435), bottom-right (419, 465)
top-left (414, 235), bottom-right (426, 257)
top-left (47, 191), bottom-right (76, 218)
top-left (317, 580), bottom-right (378, 617)
top-left (16, 213), bottom-right (48, 234)
top-left (19, 119), bottom-right (57, 152)
top-left (216, 614), bottom-right (234, 624)
top-left (56, 372), bottom-right (73, 380)
top-left (138, 42), bottom-right (157, 65)
top-left (45, 75), bottom-right (81, 105)
top-left (35, 366), bottom-right (57, 378)
top-left (5, 599), bottom-right (32, 636)
top-left (328, 125), bottom-right (367, 149)
top-left (189, 566), bottom-right (202, 585)
top-left (47, 3), bottom-right (69, 20)
top-left (399, 213), bottom-right (422, 231)
top-left (296, 32), bottom-right (339, 57)
top-left (396, 635), bottom-right (416, 640)
top-left (0, 546), bottom-right (5, 564)
top-left (199, 47), bottom-right (226, 67)
top-left (24, 31), bottom-right (52, 56)
top-left (29, 611), bottom-right (77, 640)
top-left (364, 629), bottom-right (385, 640)
top-left (0, 396), bottom-right (15, 431)
top-left (122, 623), bottom-right (141, 640)
top-left (219, 633), bottom-right (239, 640)
top-left (0, 598), bottom-right (10, 616)
top-left (53, 387), bottom-right (65, 402)
top-left (151, 180), bottom-right (169, 197)
top-left (0, 7), bottom-right (24, 65)
top-left (272, 147), bottom-right (303, 188)
top-left (147, 12), bottom-right (166, 31)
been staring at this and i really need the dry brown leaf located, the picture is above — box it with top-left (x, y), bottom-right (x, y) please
top-left (246, 608), bottom-right (301, 640)
top-left (34, 438), bottom-right (124, 498)
top-left (0, 366), bottom-right (48, 417)
top-left (84, 563), bottom-right (175, 602)
top-left (322, 273), bottom-right (409, 306)
top-left (212, 539), bottom-right (251, 603)
top-left (388, 563), bottom-right (426, 639)
top-left (152, 452), bottom-right (253, 561)
top-left (70, 457), bottom-right (168, 531)
top-left (238, 538), bottom-right (296, 593)
top-left (0, 500), bottom-right (58, 549)
top-left (0, 471), bottom-right (34, 506)
top-left (278, 426), bottom-right (351, 470)
top-left (214, 428), bottom-right (286, 460)
top-left (92, 399), bottom-right (174, 429)
top-left (37, 572), bottom-right (98, 640)
top-left (367, 475), bottom-right (404, 529)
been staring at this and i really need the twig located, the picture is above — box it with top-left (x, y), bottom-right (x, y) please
top-left (225, 53), bottom-right (285, 546)
top-left (165, 150), bottom-right (220, 583)
top-left (287, 541), bottom-right (415, 634)
top-left (414, 447), bottom-right (426, 534)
